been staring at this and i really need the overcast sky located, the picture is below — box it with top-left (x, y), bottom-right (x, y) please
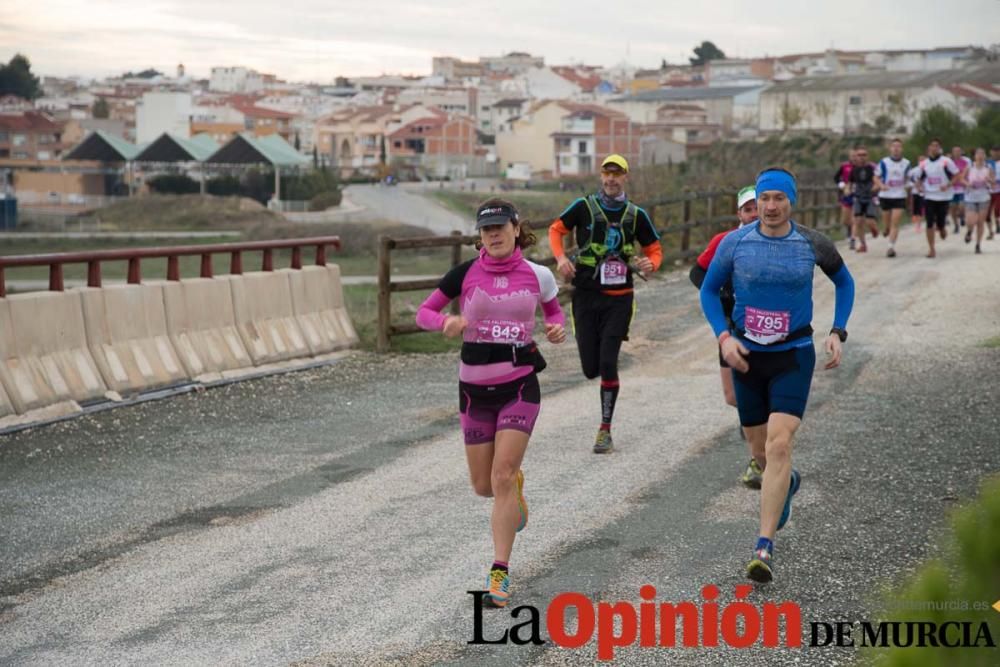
top-left (2, 0), bottom-right (998, 82)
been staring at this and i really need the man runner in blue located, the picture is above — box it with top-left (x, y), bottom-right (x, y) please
top-left (699, 167), bottom-right (855, 583)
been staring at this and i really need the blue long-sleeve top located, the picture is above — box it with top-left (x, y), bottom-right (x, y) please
top-left (699, 221), bottom-right (855, 352)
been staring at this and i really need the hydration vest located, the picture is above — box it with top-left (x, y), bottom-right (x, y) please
top-left (575, 194), bottom-right (639, 268)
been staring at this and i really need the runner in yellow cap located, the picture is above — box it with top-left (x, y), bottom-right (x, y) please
top-left (548, 153), bottom-right (662, 453)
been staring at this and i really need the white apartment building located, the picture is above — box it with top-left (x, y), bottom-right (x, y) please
top-left (209, 66), bottom-right (265, 93)
top-left (135, 91), bottom-right (193, 143)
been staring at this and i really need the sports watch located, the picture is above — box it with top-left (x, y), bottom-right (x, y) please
top-left (830, 327), bottom-right (848, 342)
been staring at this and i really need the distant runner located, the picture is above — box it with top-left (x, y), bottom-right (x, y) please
top-left (875, 139), bottom-right (911, 258)
top-left (988, 146), bottom-right (1000, 237)
top-left (416, 199), bottom-right (567, 608)
top-left (700, 167), bottom-right (855, 583)
top-left (849, 146), bottom-right (880, 253)
top-left (949, 145), bottom-right (970, 233)
top-left (910, 139), bottom-right (961, 258)
top-left (908, 155), bottom-right (926, 234)
top-left (689, 185), bottom-right (765, 488)
top-left (962, 148), bottom-right (996, 253)
top-left (835, 151), bottom-right (856, 249)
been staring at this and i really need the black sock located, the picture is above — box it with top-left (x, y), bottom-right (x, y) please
top-left (600, 380), bottom-right (620, 429)
top-left (491, 561), bottom-right (508, 572)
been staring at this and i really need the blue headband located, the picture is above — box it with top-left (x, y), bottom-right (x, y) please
top-left (756, 170), bottom-right (797, 205)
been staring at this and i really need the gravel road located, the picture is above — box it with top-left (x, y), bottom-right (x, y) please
top-left (1, 225), bottom-right (998, 665)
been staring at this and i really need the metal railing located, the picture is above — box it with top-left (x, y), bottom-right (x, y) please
top-left (375, 186), bottom-right (842, 351)
top-left (0, 236), bottom-right (342, 297)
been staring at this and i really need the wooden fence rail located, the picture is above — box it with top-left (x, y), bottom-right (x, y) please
top-left (376, 186), bottom-right (842, 352)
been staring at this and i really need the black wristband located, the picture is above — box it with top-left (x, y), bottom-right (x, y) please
top-left (830, 327), bottom-right (848, 342)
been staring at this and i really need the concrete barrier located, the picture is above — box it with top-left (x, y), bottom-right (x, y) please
top-left (78, 283), bottom-right (189, 396)
top-left (286, 265), bottom-right (359, 355)
top-left (0, 290), bottom-right (107, 414)
top-left (162, 278), bottom-right (252, 382)
top-left (226, 272), bottom-right (310, 365)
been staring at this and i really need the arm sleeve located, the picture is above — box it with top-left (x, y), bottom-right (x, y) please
top-left (830, 264), bottom-right (854, 330)
top-left (530, 263), bottom-right (566, 327)
top-left (699, 234), bottom-right (736, 337)
top-left (800, 226), bottom-right (845, 278)
top-left (640, 241), bottom-right (662, 271)
top-left (415, 289), bottom-right (451, 331)
top-left (415, 259), bottom-right (472, 330)
top-left (541, 298), bottom-right (565, 327)
top-left (634, 208), bottom-right (662, 270)
top-left (878, 160), bottom-right (888, 182)
top-left (548, 219), bottom-right (571, 259)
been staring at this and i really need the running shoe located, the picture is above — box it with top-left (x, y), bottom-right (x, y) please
top-left (965, 230), bottom-right (972, 243)
top-left (886, 247), bottom-right (897, 258)
top-left (515, 469), bottom-right (528, 532)
top-left (485, 567), bottom-right (511, 608)
top-left (777, 469), bottom-right (801, 530)
top-left (856, 244), bottom-right (868, 253)
top-left (848, 237), bottom-right (856, 251)
top-left (746, 547), bottom-right (774, 583)
top-left (593, 429), bottom-right (614, 454)
top-left (741, 458), bottom-right (764, 489)
top-left (975, 244), bottom-right (982, 254)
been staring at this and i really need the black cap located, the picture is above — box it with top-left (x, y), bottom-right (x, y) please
top-left (475, 202), bottom-right (518, 229)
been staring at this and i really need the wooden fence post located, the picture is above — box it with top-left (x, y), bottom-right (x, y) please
top-left (450, 230), bottom-right (462, 315)
top-left (705, 193), bottom-right (714, 244)
top-left (681, 197), bottom-right (692, 259)
top-left (377, 235), bottom-right (392, 353)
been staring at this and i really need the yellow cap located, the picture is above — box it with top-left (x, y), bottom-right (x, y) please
top-left (601, 154), bottom-right (629, 173)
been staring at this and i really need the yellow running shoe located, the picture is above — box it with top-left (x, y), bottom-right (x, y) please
top-left (515, 469), bottom-right (528, 532)
top-left (486, 567), bottom-right (511, 607)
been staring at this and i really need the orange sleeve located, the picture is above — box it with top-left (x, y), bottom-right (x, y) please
top-left (641, 241), bottom-right (663, 271)
top-left (548, 219), bottom-right (571, 259)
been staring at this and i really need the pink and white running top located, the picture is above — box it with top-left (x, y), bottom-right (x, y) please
top-left (964, 164), bottom-right (992, 203)
top-left (951, 156), bottom-right (970, 193)
top-left (416, 247), bottom-right (565, 385)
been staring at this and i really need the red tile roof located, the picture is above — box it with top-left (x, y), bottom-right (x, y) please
top-left (0, 110), bottom-right (61, 132)
top-left (552, 66), bottom-right (603, 93)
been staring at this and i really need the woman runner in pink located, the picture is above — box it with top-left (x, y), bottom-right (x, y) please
top-left (962, 148), bottom-right (996, 252)
top-left (416, 198), bottom-right (566, 609)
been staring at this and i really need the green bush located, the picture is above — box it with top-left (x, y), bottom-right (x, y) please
top-left (309, 190), bottom-right (343, 211)
top-left (147, 173), bottom-right (200, 194)
top-left (864, 475), bottom-right (1000, 666)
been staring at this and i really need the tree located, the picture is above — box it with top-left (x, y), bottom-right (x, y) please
top-left (812, 100), bottom-right (834, 129)
top-left (886, 92), bottom-right (911, 132)
top-left (779, 101), bottom-right (804, 131)
top-left (122, 68), bottom-right (163, 79)
top-left (966, 106), bottom-right (1000, 151)
top-left (92, 97), bottom-right (110, 119)
top-left (905, 106), bottom-right (968, 157)
top-left (873, 114), bottom-right (893, 134)
top-left (689, 41), bottom-right (726, 66)
top-left (0, 54), bottom-right (42, 100)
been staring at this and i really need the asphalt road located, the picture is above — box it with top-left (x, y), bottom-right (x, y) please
top-left (1, 225), bottom-right (999, 665)
top-left (287, 184), bottom-right (471, 233)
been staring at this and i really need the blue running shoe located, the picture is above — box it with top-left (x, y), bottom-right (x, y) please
top-left (746, 547), bottom-right (774, 583)
top-left (777, 469), bottom-right (801, 530)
